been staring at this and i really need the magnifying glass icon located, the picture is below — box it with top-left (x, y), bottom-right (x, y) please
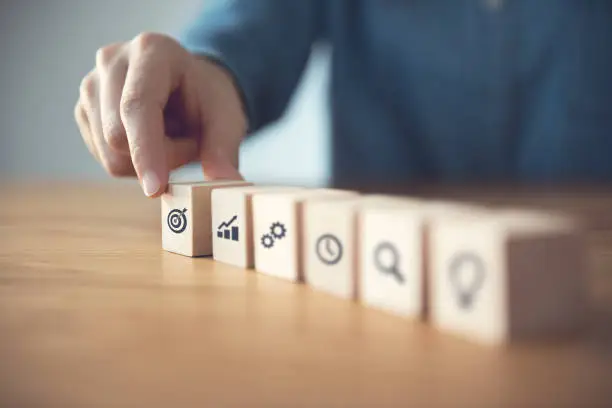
top-left (374, 242), bottom-right (404, 284)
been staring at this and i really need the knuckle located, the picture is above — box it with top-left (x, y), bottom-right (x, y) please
top-left (95, 45), bottom-right (118, 67)
top-left (131, 32), bottom-right (165, 52)
top-left (119, 92), bottom-right (146, 117)
top-left (79, 73), bottom-right (97, 99)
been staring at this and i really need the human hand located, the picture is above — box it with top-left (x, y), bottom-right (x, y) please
top-left (75, 32), bottom-right (247, 197)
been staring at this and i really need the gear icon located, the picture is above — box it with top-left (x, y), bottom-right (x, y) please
top-left (261, 234), bottom-right (275, 249)
top-left (270, 222), bottom-right (287, 240)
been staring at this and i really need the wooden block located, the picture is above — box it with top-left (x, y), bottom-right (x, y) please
top-left (161, 180), bottom-right (252, 257)
top-left (303, 195), bottom-right (421, 300)
top-left (211, 186), bottom-right (305, 268)
top-left (303, 198), bottom-right (362, 300)
top-left (359, 200), bottom-right (481, 319)
top-left (252, 189), bottom-right (359, 282)
top-left (430, 209), bottom-right (588, 345)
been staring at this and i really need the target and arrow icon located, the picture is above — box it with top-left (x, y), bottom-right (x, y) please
top-left (167, 208), bottom-right (188, 234)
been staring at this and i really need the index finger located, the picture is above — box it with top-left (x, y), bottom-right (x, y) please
top-left (119, 34), bottom-right (187, 197)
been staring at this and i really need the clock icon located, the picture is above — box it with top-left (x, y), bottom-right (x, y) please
top-left (315, 234), bottom-right (343, 266)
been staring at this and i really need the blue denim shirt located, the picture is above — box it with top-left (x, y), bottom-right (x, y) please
top-left (180, 0), bottom-right (612, 185)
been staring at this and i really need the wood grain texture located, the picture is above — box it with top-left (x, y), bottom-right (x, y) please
top-left (0, 181), bottom-right (611, 408)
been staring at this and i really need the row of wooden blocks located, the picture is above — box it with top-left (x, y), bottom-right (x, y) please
top-left (161, 181), bottom-right (588, 345)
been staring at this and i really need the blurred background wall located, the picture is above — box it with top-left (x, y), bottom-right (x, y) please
top-left (0, 0), bottom-right (330, 186)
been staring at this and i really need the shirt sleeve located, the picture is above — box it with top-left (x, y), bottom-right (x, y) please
top-left (177, 0), bottom-right (323, 134)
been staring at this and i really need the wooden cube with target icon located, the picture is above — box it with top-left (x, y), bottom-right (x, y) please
top-left (162, 180), bottom-right (252, 257)
top-left (430, 209), bottom-right (588, 345)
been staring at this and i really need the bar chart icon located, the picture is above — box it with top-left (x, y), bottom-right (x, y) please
top-left (217, 215), bottom-right (239, 242)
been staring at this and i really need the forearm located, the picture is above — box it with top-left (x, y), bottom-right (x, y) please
top-left (178, 0), bottom-right (323, 133)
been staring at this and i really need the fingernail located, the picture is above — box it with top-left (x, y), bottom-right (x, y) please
top-left (141, 171), bottom-right (160, 197)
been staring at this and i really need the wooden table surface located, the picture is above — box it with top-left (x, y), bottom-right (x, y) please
top-left (1, 181), bottom-right (611, 407)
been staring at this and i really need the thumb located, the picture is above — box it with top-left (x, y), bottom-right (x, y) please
top-left (193, 57), bottom-right (248, 181)
top-left (199, 121), bottom-right (244, 181)
top-left (200, 147), bottom-right (243, 181)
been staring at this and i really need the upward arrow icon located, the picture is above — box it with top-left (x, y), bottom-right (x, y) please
top-left (218, 215), bottom-right (237, 230)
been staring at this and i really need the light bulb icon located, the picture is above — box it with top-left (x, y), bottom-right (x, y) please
top-left (448, 252), bottom-right (486, 310)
